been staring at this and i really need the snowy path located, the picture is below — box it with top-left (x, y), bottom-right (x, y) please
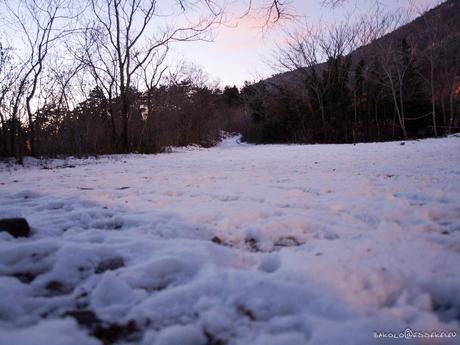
top-left (0, 136), bottom-right (459, 345)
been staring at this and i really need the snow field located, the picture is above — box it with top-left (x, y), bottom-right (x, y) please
top-left (0, 136), bottom-right (459, 344)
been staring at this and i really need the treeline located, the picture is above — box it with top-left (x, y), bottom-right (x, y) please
top-left (242, 1), bottom-right (460, 143)
top-left (0, 79), bottom-right (246, 157)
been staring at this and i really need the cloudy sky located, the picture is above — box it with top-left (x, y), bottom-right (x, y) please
top-left (172, 0), bottom-right (438, 87)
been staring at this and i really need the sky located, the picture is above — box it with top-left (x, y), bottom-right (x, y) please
top-left (173, 0), bottom-right (439, 87)
top-left (0, 0), bottom-right (439, 94)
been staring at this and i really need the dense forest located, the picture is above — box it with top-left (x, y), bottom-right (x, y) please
top-left (0, 77), bottom-right (246, 157)
top-left (242, 0), bottom-right (460, 143)
top-left (0, 0), bottom-right (459, 160)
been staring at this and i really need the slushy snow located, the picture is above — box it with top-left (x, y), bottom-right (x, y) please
top-left (0, 135), bottom-right (459, 344)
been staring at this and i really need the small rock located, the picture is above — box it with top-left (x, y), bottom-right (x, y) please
top-left (12, 271), bottom-right (37, 283)
top-left (274, 236), bottom-right (301, 247)
top-left (95, 257), bottom-right (125, 274)
top-left (400, 142), bottom-right (405, 146)
top-left (204, 329), bottom-right (226, 345)
top-left (66, 310), bottom-right (100, 328)
top-left (45, 280), bottom-right (72, 295)
top-left (0, 218), bottom-right (31, 237)
top-left (245, 237), bottom-right (258, 251)
top-left (236, 305), bottom-right (256, 321)
top-left (93, 320), bottom-right (139, 344)
top-left (211, 236), bottom-right (222, 245)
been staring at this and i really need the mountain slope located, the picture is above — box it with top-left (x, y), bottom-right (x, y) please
top-left (266, 0), bottom-right (460, 87)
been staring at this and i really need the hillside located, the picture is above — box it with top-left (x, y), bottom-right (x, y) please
top-left (266, 0), bottom-right (460, 87)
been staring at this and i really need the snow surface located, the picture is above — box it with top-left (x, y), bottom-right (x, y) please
top-left (0, 136), bottom-right (459, 344)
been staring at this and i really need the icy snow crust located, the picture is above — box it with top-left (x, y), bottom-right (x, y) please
top-left (0, 136), bottom-right (459, 345)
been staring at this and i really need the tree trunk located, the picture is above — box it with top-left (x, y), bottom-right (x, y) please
top-left (0, 110), bottom-right (6, 156)
top-left (448, 88), bottom-right (454, 134)
top-left (121, 92), bottom-right (129, 152)
top-left (26, 102), bottom-right (36, 157)
top-left (430, 65), bottom-right (437, 137)
top-left (390, 84), bottom-right (408, 140)
top-left (10, 93), bottom-right (22, 159)
top-left (108, 96), bottom-right (117, 152)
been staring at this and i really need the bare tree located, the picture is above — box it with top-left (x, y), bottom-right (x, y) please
top-left (1, 0), bottom-right (77, 157)
top-left (277, 25), bottom-right (325, 127)
top-left (276, 19), bottom-right (358, 132)
top-left (447, 47), bottom-right (460, 133)
top-left (378, 39), bottom-right (416, 140)
top-left (134, 46), bottom-right (169, 152)
top-left (82, 0), bottom-right (223, 152)
top-left (363, 8), bottom-right (414, 140)
top-left (411, 3), bottom-right (443, 137)
top-left (0, 43), bottom-right (15, 156)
